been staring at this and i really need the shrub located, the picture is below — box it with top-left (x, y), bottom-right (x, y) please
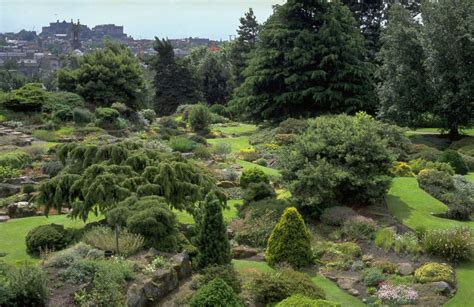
top-left (26, 223), bottom-right (73, 255)
top-left (376, 284), bottom-right (418, 305)
top-left (0, 151), bottom-right (32, 169)
top-left (194, 144), bottom-right (211, 160)
top-left (0, 165), bottom-right (21, 181)
top-left (390, 162), bottom-right (415, 177)
top-left (158, 116), bottom-right (178, 129)
top-left (438, 150), bottom-right (469, 175)
top-left (189, 134), bottom-right (208, 145)
top-left (192, 264), bottom-right (241, 293)
top-left (82, 226), bottom-right (144, 256)
top-left (188, 104), bottom-right (212, 134)
top-left (242, 182), bottom-right (276, 205)
top-left (169, 136), bottom-right (196, 152)
top-left (461, 154), bottom-right (474, 171)
top-left (421, 227), bottom-right (473, 263)
top-left (73, 107), bottom-right (94, 125)
top-left (240, 167), bottom-right (269, 189)
top-left (408, 158), bottom-right (454, 175)
top-left (45, 243), bottom-right (98, 268)
top-left (254, 158), bottom-right (268, 166)
top-left (276, 295), bottom-right (340, 307)
top-left (144, 256), bottom-right (174, 272)
top-left (277, 118), bottom-right (308, 134)
top-left (342, 216), bottom-right (378, 240)
top-left (408, 144), bottom-right (442, 162)
top-left (41, 160), bottom-right (63, 177)
top-left (320, 206), bottom-right (357, 226)
top-left (190, 278), bottom-right (242, 307)
top-left (279, 113), bottom-right (395, 212)
top-left (239, 148), bottom-right (260, 162)
top-left (6, 264), bottom-right (49, 306)
top-left (59, 258), bottom-right (98, 284)
top-left (209, 104), bottom-right (229, 117)
top-left (266, 207), bottom-right (313, 267)
top-left (194, 192), bottom-right (231, 269)
top-left (417, 169), bottom-right (454, 191)
top-left (313, 241), bottom-right (362, 268)
top-left (139, 109), bottom-right (156, 123)
top-left (249, 268), bottom-right (325, 306)
top-left (362, 267), bottom-right (386, 286)
top-left (43, 91), bottom-right (85, 113)
top-left (213, 142), bottom-right (232, 157)
top-left (414, 262), bottom-right (454, 284)
top-left (0, 83), bottom-right (48, 112)
top-left (95, 107), bottom-right (120, 129)
top-left (375, 228), bottom-right (422, 255)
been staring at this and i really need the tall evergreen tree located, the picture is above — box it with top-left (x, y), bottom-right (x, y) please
top-left (199, 53), bottom-right (231, 104)
top-left (230, 8), bottom-right (260, 86)
top-left (150, 38), bottom-right (201, 115)
top-left (230, 0), bottom-right (374, 122)
top-left (194, 191), bottom-right (231, 269)
top-left (421, 0), bottom-right (474, 138)
top-left (376, 4), bottom-right (433, 127)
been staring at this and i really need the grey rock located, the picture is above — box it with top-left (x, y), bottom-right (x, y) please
top-left (348, 288), bottom-right (360, 296)
top-left (429, 281), bottom-right (452, 296)
top-left (0, 215), bottom-right (10, 223)
top-left (337, 277), bottom-right (358, 290)
top-left (0, 183), bottom-right (20, 198)
top-left (398, 263), bottom-right (414, 276)
top-left (126, 269), bottom-right (179, 307)
top-left (232, 245), bottom-right (259, 259)
top-left (217, 180), bottom-right (237, 188)
top-left (171, 252), bottom-right (192, 280)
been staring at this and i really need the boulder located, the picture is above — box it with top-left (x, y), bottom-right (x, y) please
top-left (0, 215), bottom-right (10, 223)
top-left (0, 183), bottom-right (20, 198)
top-left (398, 263), bottom-right (414, 276)
top-left (232, 245), bottom-right (259, 259)
top-left (337, 277), bottom-right (358, 290)
top-left (429, 281), bottom-right (452, 296)
top-left (348, 289), bottom-right (360, 296)
top-left (126, 269), bottom-right (179, 307)
top-left (171, 252), bottom-right (192, 280)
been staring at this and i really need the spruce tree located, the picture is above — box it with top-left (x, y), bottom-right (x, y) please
top-left (376, 4), bottom-right (433, 127)
top-left (230, 0), bottom-right (373, 122)
top-left (230, 8), bottom-right (260, 86)
top-left (150, 38), bottom-right (201, 115)
top-left (194, 191), bottom-right (231, 269)
top-left (266, 207), bottom-right (312, 267)
top-left (421, 0), bottom-right (474, 138)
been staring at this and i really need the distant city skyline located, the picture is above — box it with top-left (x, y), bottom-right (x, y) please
top-left (0, 0), bottom-right (285, 40)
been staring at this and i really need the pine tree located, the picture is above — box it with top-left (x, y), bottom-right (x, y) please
top-left (150, 38), bottom-right (201, 115)
top-left (199, 53), bottom-right (231, 104)
top-left (230, 0), bottom-right (373, 122)
top-left (194, 191), bottom-right (231, 269)
top-left (266, 207), bottom-right (312, 267)
top-left (230, 8), bottom-right (260, 86)
top-left (421, 0), bottom-right (474, 139)
top-left (376, 4), bottom-right (433, 127)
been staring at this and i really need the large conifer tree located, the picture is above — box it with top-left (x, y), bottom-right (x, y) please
top-left (376, 4), bottom-right (433, 127)
top-left (230, 0), bottom-right (374, 122)
top-left (151, 38), bottom-right (201, 115)
top-left (230, 8), bottom-right (260, 86)
top-left (199, 53), bottom-right (231, 104)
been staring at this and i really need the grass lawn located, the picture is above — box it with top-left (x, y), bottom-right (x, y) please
top-left (207, 136), bottom-right (252, 153)
top-left (466, 173), bottom-right (474, 182)
top-left (0, 214), bottom-right (102, 264)
top-left (386, 177), bottom-right (474, 231)
top-left (236, 159), bottom-right (281, 177)
top-left (406, 128), bottom-right (474, 136)
top-left (173, 199), bottom-right (241, 225)
top-left (445, 262), bottom-right (474, 307)
top-left (232, 260), bottom-right (364, 307)
top-left (213, 123), bottom-right (257, 136)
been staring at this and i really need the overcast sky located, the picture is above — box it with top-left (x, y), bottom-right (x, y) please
top-left (0, 0), bottom-right (285, 40)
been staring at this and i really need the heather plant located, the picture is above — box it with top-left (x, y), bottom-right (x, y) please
top-left (414, 262), bottom-right (454, 284)
top-left (320, 206), bottom-right (357, 226)
top-left (266, 207), bottom-right (313, 267)
top-left (376, 284), bottom-right (418, 305)
top-left (421, 227), bottom-right (473, 263)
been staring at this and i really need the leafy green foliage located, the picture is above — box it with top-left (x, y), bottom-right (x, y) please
top-left (169, 136), bottom-right (196, 152)
top-left (239, 167), bottom-right (269, 189)
top-left (25, 223), bottom-right (74, 255)
top-left (188, 104), bottom-right (212, 134)
top-left (438, 150), bottom-right (469, 175)
top-left (0, 165), bottom-right (21, 181)
top-left (362, 267), bottom-right (386, 286)
top-left (230, 0), bottom-right (374, 122)
top-left (82, 226), bottom-right (144, 256)
top-left (276, 295), bottom-right (340, 307)
top-left (408, 158), bottom-right (454, 175)
top-left (0, 152), bottom-right (31, 170)
top-left (139, 108), bottom-right (156, 123)
top-left (319, 206), bottom-right (357, 226)
top-left (198, 53), bottom-right (231, 105)
top-left (189, 278), bottom-right (242, 307)
top-left (95, 107), bottom-right (121, 129)
top-left (58, 41), bottom-right (146, 110)
top-left (0, 83), bottom-right (49, 112)
top-left (192, 264), bottom-right (241, 293)
top-left (248, 268), bottom-right (325, 306)
top-left (266, 207), bottom-right (312, 267)
top-left (421, 227), bottom-right (473, 263)
top-left (280, 114), bottom-right (395, 212)
top-left (414, 262), bottom-right (454, 284)
top-left (194, 191), bottom-right (231, 269)
top-left (342, 216), bottom-right (378, 240)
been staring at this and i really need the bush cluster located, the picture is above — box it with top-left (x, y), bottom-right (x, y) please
top-left (421, 227), bottom-right (473, 263)
top-left (189, 278), bottom-right (242, 307)
top-left (414, 262), bottom-right (454, 284)
top-left (192, 264), bottom-right (241, 293)
top-left (374, 228), bottom-right (422, 255)
top-left (82, 226), bottom-right (144, 257)
top-left (275, 295), bottom-right (340, 307)
top-left (188, 104), bottom-right (212, 134)
top-left (240, 168), bottom-right (269, 189)
top-left (341, 216), bottom-right (378, 240)
top-left (362, 267), bottom-right (386, 286)
top-left (25, 223), bottom-right (76, 255)
top-left (438, 150), bottom-right (469, 175)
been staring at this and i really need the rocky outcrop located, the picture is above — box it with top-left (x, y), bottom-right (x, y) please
top-left (126, 252), bottom-right (192, 307)
top-left (232, 245), bottom-right (259, 259)
top-left (0, 183), bottom-right (20, 198)
top-left (398, 262), bottom-right (414, 276)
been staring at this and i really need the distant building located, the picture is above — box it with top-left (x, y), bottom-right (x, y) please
top-left (92, 24), bottom-right (126, 39)
top-left (41, 20), bottom-right (92, 39)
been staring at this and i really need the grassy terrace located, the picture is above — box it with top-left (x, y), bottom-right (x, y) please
top-left (387, 174), bottom-right (474, 307)
top-left (233, 260), bottom-right (365, 307)
top-left (406, 128), bottom-right (474, 136)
